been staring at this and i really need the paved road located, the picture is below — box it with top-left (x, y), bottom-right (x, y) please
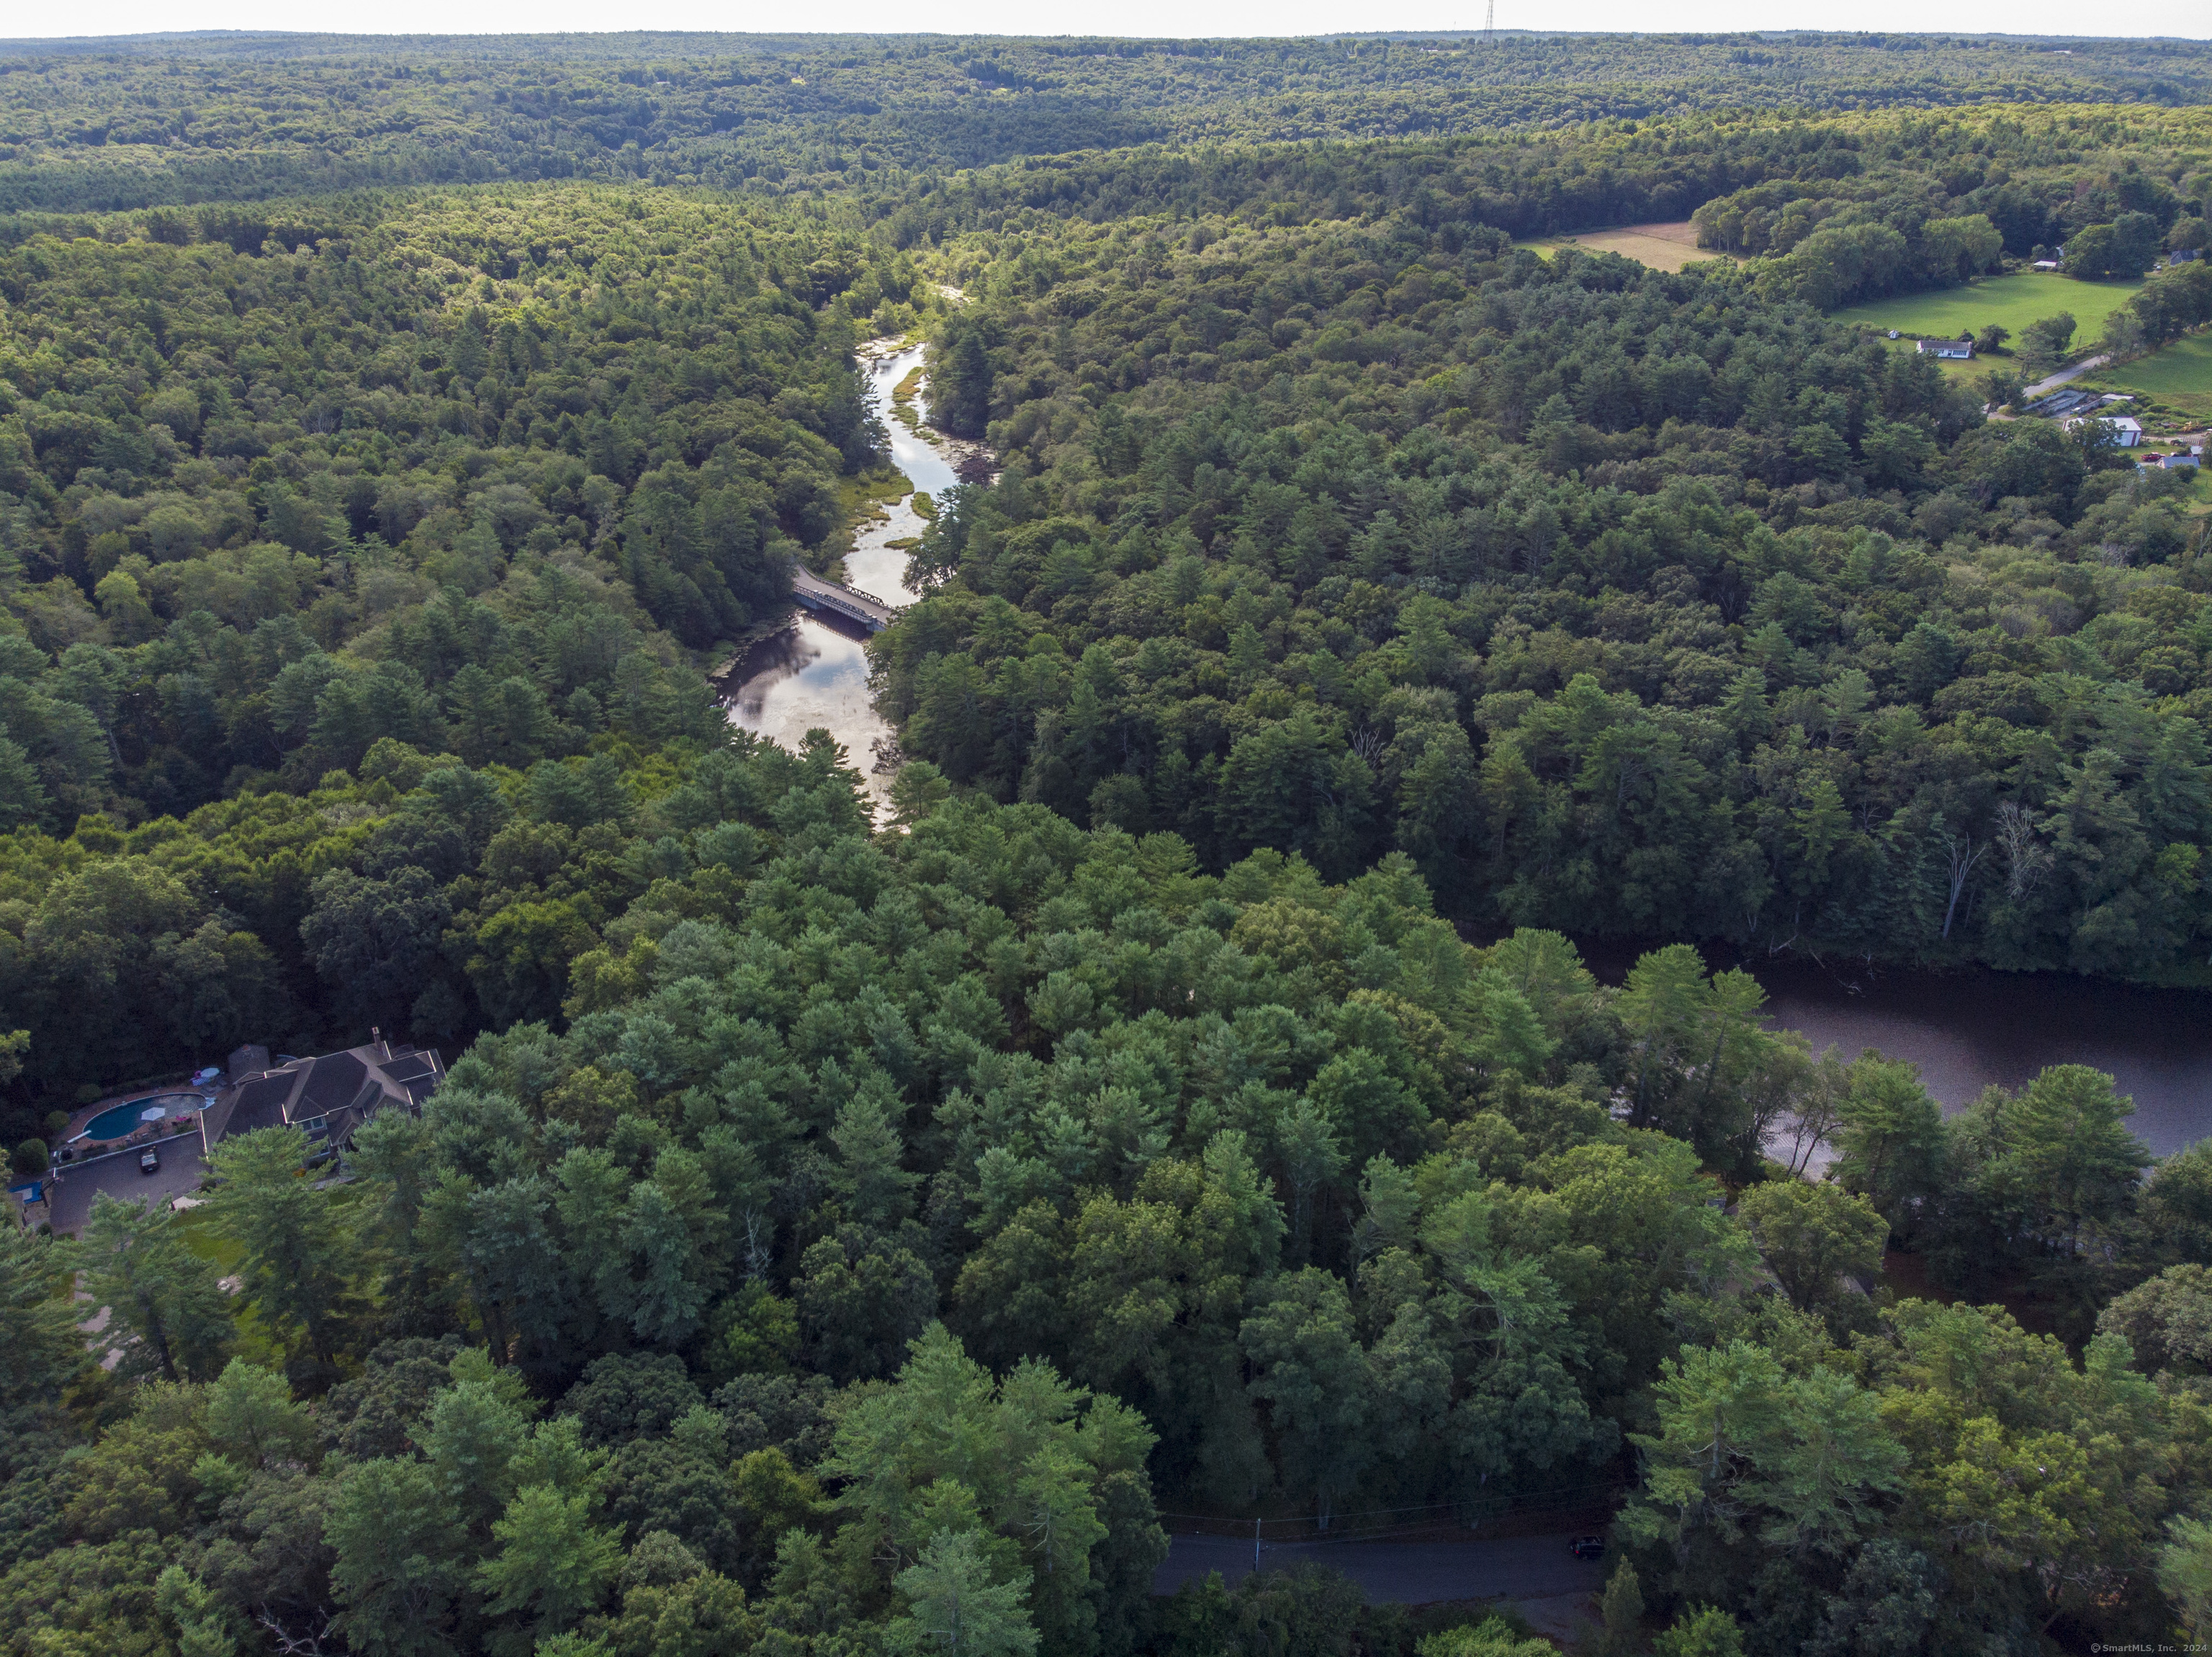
top-left (44, 1133), bottom-right (207, 1234)
top-left (2022, 354), bottom-right (2112, 399)
top-left (1153, 1534), bottom-right (1606, 1604)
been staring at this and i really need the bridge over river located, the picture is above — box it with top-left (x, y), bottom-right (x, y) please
top-left (721, 339), bottom-right (950, 812)
top-left (792, 567), bottom-right (902, 633)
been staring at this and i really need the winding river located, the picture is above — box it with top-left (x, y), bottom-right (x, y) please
top-left (720, 355), bottom-right (2212, 1156)
top-left (719, 341), bottom-right (960, 809)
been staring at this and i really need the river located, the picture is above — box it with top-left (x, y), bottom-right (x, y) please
top-left (718, 340), bottom-right (961, 809)
top-left (721, 356), bottom-right (2212, 1154)
top-left (1575, 940), bottom-right (2212, 1157)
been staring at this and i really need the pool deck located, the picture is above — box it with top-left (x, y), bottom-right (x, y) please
top-left (76, 1095), bottom-right (191, 1143)
top-left (58, 1083), bottom-right (212, 1156)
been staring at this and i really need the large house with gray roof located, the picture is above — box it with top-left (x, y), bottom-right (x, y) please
top-left (198, 1041), bottom-right (444, 1160)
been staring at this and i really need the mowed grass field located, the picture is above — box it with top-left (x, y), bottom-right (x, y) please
top-left (1830, 270), bottom-right (2143, 348)
top-left (2080, 331), bottom-right (2212, 419)
top-left (1516, 221), bottom-right (1739, 272)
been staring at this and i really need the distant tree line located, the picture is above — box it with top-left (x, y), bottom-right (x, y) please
top-left (7, 32), bottom-right (2212, 212)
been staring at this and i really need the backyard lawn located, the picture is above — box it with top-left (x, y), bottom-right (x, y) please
top-left (175, 1208), bottom-right (243, 1274)
top-left (1830, 269), bottom-right (2143, 347)
top-left (172, 1209), bottom-right (295, 1368)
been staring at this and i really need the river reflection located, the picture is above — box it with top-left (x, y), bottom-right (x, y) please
top-left (720, 611), bottom-right (887, 785)
top-left (1575, 939), bottom-right (2212, 1156)
top-left (720, 341), bottom-right (956, 809)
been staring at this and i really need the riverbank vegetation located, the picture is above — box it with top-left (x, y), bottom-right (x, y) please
top-left (0, 184), bottom-right (928, 1115)
top-left (891, 197), bottom-right (2212, 984)
top-left (6, 755), bottom-right (2211, 1654)
top-left (2, 32), bottom-right (2212, 1657)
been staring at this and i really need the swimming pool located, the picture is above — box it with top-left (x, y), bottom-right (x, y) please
top-left (79, 1092), bottom-right (203, 1142)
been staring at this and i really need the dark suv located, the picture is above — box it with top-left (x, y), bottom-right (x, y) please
top-left (1570, 1536), bottom-right (1605, 1561)
top-left (138, 1146), bottom-right (160, 1175)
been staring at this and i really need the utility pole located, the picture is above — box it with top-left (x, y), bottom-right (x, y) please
top-left (1254, 1517), bottom-right (1262, 1573)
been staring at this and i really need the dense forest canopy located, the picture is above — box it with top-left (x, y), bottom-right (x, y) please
top-left (883, 174), bottom-right (2212, 982)
top-left (6, 31), bottom-right (2212, 210)
top-left (0, 184), bottom-right (933, 1104)
top-left (8, 747), bottom-right (2211, 1657)
top-left (1, 30), bottom-right (2212, 1657)
top-left (889, 103), bottom-right (2212, 241)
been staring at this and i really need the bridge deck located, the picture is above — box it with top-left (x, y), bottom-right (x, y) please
top-left (792, 568), bottom-right (901, 632)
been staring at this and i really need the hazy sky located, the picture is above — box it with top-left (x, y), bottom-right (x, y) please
top-left (9, 4), bottom-right (2206, 43)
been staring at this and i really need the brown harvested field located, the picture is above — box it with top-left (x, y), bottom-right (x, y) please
top-left (1516, 221), bottom-right (1739, 273)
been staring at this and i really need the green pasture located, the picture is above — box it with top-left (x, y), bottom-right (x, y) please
top-left (2079, 331), bottom-right (2212, 419)
top-left (1831, 270), bottom-right (2143, 348)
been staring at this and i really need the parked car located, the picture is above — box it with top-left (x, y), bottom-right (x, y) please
top-left (139, 1146), bottom-right (160, 1175)
top-left (1570, 1536), bottom-right (1605, 1560)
